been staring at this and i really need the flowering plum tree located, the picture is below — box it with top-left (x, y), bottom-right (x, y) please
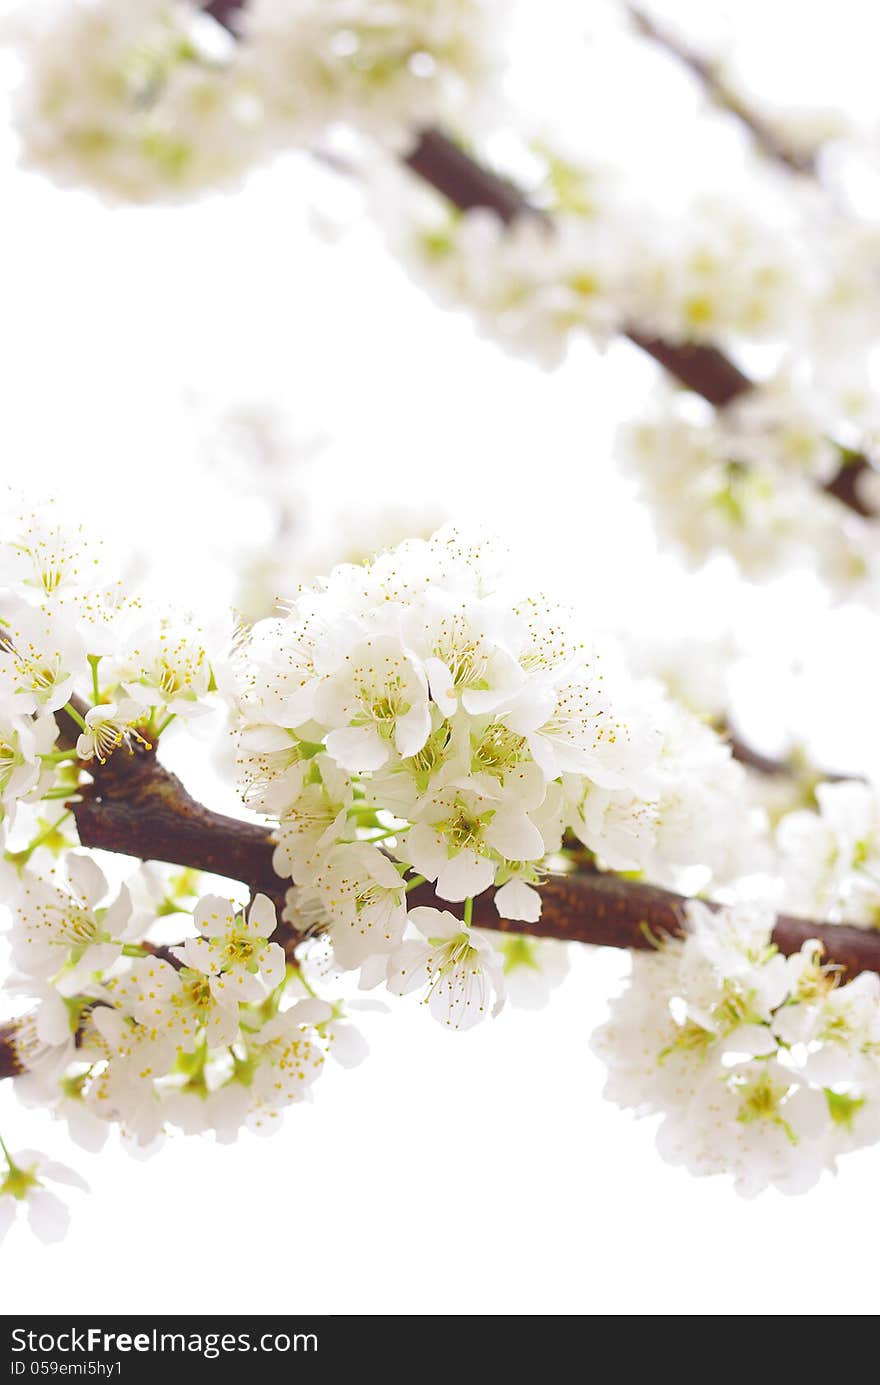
top-left (4, 0), bottom-right (880, 1236)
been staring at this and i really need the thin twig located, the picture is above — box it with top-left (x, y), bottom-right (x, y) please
top-left (627, 5), bottom-right (817, 177)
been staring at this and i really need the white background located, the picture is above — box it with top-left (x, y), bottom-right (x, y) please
top-left (3, 0), bottom-right (880, 1315)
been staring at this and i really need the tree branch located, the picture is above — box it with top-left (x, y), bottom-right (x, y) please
top-left (0, 750), bottom-right (878, 1078)
top-left (404, 128), bottom-right (541, 225)
top-left (627, 5), bottom-right (817, 176)
top-left (70, 756), bottom-right (880, 974)
top-left (623, 329), bottom-right (751, 407)
top-left (1, 729), bottom-right (877, 1078)
top-left (721, 724), bottom-right (858, 785)
top-left (199, 1), bottom-right (875, 518)
top-left (73, 746), bottom-right (280, 901)
top-left (202, 0), bottom-right (245, 28)
top-left (65, 750), bottom-right (880, 973)
top-left (399, 129), bottom-right (873, 513)
top-left (6, 5), bottom-right (877, 1080)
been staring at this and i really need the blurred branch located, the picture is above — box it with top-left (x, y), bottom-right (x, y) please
top-left (725, 730), bottom-right (804, 778)
top-left (200, 2), bottom-right (874, 518)
top-left (404, 128), bottom-right (542, 225)
top-left (401, 130), bottom-right (873, 513)
top-left (722, 724), bottom-right (859, 785)
top-left (623, 329), bottom-right (751, 408)
top-left (823, 453), bottom-right (874, 519)
top-left (202, 0), bottom-right (245, 28)
top-left (627, 5), bottom-right (817, 176)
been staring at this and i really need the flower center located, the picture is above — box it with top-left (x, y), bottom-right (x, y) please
top-left (438, 804), bottom-right (492, 853)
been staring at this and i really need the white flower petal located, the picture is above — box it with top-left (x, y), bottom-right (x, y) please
top-left (248, 893), bottom-right (277, 938)
top-left (324, 726), bottom-right (389, 773)
top-left (26, 1188), bottom-right (70, 1244)
top-left (494, 878), bottom-right (542, 923)
top-left (485, 808), bottom-right (545, 862)
top-left (66, 852), bottom-right (107, 907)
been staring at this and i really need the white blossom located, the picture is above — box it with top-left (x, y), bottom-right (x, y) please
top-left (107, 610), bottom-right (225, 718)
top-left (626, 195), bottom-right (805, 347)
top-left (593, 900), bottom-right (880, 1195)
top-left (284, 996), bottom-right (371, 1068)
top-left (108, 955), bottom-right (239, 1050)
top-left (11, 856), bottom-right (135, 984)
top-left (0, 600), bottom-right (86, 715)
top-left (161, 1083), bottom-right (251, 1143)
top-left (234, 527), bottom-right (757, 989)
top-left (0, 710), bottom-right (56, 824)
top-left (242, 0), bottom-right (500, 150)
top-left (81, 1006), bottom-right (176, 1146)
top-left (416, 205), bottom-right (626, 367)
top-left (173, 892), bottom-right (286, 1005)
top-left (386, 906), bottom-right (506, 1029)
top-left (246, 1001), bottom-right (328, 1130)
top-left (312, 843), bottom-right (408, 968)
top-left (569, 701), bottom-right (756, 886)
top-left (778, 781), bottom-right (880, 925)
top-left (620, 401), bottom-right (873, 589)
top-left (13, 0), bottom-right (272, 203)
top-left (0, 1145), bottom-right (88, 1246)
top-left (314, 633), bottom-right (432, 772)
top-left (75, 699), bottom-right (152, 765)
top-left (491, 933), bottom-right (570, 1009)
top-left (405, 775), bottom-right (545, 904)
top-left (0, 502), bottom-right (108, 602)
top-left (271, 755), bottom-right (354, 883)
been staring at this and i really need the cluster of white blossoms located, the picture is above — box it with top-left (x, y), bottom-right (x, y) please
top-left (11, 0), bottom-right (271, 203)
top-left (0, 504), bottom-right (614, 1241)
top-left (11, 6), bottom-right (880, 598)
top-left (0, 497), bottom-right (231, 744)
top-left (384, 134), bottom-right (880, 391)
top-left (0, 500), bottom-right (355, 1231)
top-left (400, 202), bottom-right (628, 369)
top-left (240, 0), bottom-right (501, 150)
top-left (3, 496), bottom-right (880, 1233)
top-left (594, 900), bottom-right (880, 1196)
top-left (379, 157), bottom-right (628, 368)
top-left (9, 0), bottom-right (500, 200)
top-left (9, 0), bottom-right (880, 1248)
top-left (626, 194), bottom-right (810, 349)
top-left (233, 525), bottom-right (755, 1020)
top-left (7, 867), bottom-right (338, 1149)
top-left (619, 387), bottom-right (878, 590)
top-left (777, 781), bottom-right (880, 926)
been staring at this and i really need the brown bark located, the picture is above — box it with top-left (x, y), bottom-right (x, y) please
top-left (2, 724), bottom-right (878, 1079)
top-left (2, 757), bottom-right (880, 1079)
top-left (67, 751), bottom-right (880, 975)
top-left (624, 331), bottom-right (751, 407)
top-left (202, 0), bottom-right (246, 28)
top-left (74, 745), bottom-right (279, 901)
top-left (404, 128), bottom-right (542, 226)
top-left (823, 455), bottom-right (873, 518)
